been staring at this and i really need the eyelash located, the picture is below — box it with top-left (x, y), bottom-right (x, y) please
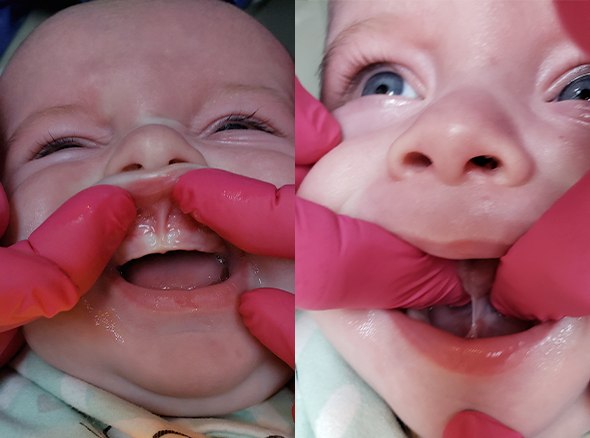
top-left (212, 112), bottom-right (277, 135)
top-left (336, 51), bottom-right (391, 95)
top-left (34, 135), bottom-right (83, 159)
top-left (32, 112), bottom-right (278, 160)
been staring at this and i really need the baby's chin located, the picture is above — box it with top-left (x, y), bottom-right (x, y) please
top-left (23, 291), bottom-right (292, 417)
top-left (313, 309), bottom-right (590, 437)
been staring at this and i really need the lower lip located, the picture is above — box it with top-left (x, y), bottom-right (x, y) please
top-left (390, 310), bottom-right (579, 375)
top-left (100, 251), bottom-right (250, 314)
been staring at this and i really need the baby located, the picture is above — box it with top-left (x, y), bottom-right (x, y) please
top-left (297, 0), bottom-right (590, 437)
top-left (0, 0), bottom-right (294, 437)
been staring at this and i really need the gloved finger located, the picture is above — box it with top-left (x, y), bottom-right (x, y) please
top-left (0, 330), bottom-right (24, 366)
top-left (21, 185), bottom-right (136, 293)
top-left (0, 184), bottom-right (8, 237)
top-left (443, 410), bottom-right (523, 438)
top-left (0, 246), bottom-right (80, 331)
top-left (296, 165), bottom-right (310, 190)
top-left (491, 171), bottom-right (590, 321)
top-left (173, 168), bottom-right (294, 259)
top-left (295, 77), bottom-right (342, 166)
top-left (296, 198), bottom-right (466, 310)
top-left (239, 288), bottom-right (294, 369)
top-left (554, 0), bottom-right (590, 54)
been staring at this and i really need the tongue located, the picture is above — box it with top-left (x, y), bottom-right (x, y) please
top-left (121, 251), bottom-right (228, 291)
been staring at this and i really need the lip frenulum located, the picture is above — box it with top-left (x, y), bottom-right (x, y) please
top-left (95, 164), bottom-right (238, 293)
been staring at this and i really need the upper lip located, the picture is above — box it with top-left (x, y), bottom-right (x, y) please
top-left (96, 165), bottom-right (227, 266)
top-left (98, 163), bottom-right (205, 204)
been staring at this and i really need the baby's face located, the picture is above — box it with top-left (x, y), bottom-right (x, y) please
top-left (300, 0), bottom-right (590, 436)
top-left (1, 0), bottom-right (293, 416)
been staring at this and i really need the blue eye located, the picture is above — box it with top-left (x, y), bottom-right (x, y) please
top-left (557, 74), bottom-right (590, 101)
top-left (361, 71), bottom-right (418, 98)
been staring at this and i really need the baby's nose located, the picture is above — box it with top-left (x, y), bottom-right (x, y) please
top-left (387, 89), bottom-right (533, 186)
top-left (105, 124), bottom-right (207, 174)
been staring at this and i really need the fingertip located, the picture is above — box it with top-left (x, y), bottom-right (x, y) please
top-left (444, 410), bottom-right (522, 438)
top-left (295, 78), bottom-right (342, 165)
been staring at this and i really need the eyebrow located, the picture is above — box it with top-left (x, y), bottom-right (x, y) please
top-left (221, 83), bottom-right (294, 108)
top-left (5, 105), bottom-right (91, 150)
top-left (320, 14), bottom-right (403, 90)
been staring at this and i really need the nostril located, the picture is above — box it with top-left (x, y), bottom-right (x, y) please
top-left (403, 152), bottom-right (433, 170)
top-left (468, 155), bottom-right (501, 171)
top-left (168, 159), bottom-right (185, 165)
top-left (122, 163), bottom-right (143, 172)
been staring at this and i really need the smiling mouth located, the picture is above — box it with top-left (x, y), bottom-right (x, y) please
top-left (118, 249), bottom-right (231, 291)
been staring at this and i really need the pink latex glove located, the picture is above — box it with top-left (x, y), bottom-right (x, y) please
top-left (295, 77), bottom-right (341, 188)
top-left (492, 171), bottom-right (590, 321)
top-left (0, 184), bottom-right (8, 237)
top-left (0, 185), bottom-right (136, 363)
top-left (554, 0), bottom-right (590, 55)
top-left (172, 169), bottom-right (294, 368)
top-left (444, 411), bottom-right (523, 438)
top-left (492, 1), bottom-right (590, 319)
top-left (295, 79), bottom-right (465, 310)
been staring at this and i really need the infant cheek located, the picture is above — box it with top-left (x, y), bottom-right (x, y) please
top-left (248, 255), bottom-right (294, 293)
top-left (299, 139), bottom-right (382, 214)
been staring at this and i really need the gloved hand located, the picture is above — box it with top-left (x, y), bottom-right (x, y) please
top-left (295, 79), bottom-right (465, 310)
top-left (0, 184), bottom-right (8, 237)
top-left (554, 0), bottom-right (590, 54)
top-left (443, 410), bottom-right (523, 438)
top-left (0, 185), bottom-right (136, 363)
top-left (492, 171), bottom-right (590, 321)
top-left (172, 169), bottom-right (294, 368)
top-left (295, 77), bottom-right (341, 188)
top-left (492, 1), bottom-right (590, 320)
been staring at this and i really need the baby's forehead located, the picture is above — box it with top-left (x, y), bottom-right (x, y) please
top-left (0, 0), bottom-right (292, 100)
top-left (6, 0), bottom-right (289, 68)
top-left (324, 0), bottom-right (567, 71)
top-left (13, 0), bottom-right (251, 56)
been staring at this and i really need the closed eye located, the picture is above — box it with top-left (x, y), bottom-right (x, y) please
top-left (212, 113), bottom-right (276, 134)
top-left (34, 136), bottom-right (84, 159)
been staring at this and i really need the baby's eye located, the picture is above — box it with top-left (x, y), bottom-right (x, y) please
top-left (361, 71), bottom-right (418, 99)
top-left (214, 114), bottom-right (274, 134)
top-left (557, 74), bottom-right (590, 101)
top-left (34, 137), bottom-right (83, 159)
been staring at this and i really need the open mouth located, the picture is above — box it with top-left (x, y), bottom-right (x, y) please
top-left (101, 165), bottom-right (241, 295)
top-left (118, 249), bottom-right (230, 291)
top-left (404, 259), bottom-right (538, 339)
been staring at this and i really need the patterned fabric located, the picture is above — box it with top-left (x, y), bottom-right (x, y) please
top-left (295, 311), bottom-right (406, 438)
top-left (0, 348), bottom-right (293, 438)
